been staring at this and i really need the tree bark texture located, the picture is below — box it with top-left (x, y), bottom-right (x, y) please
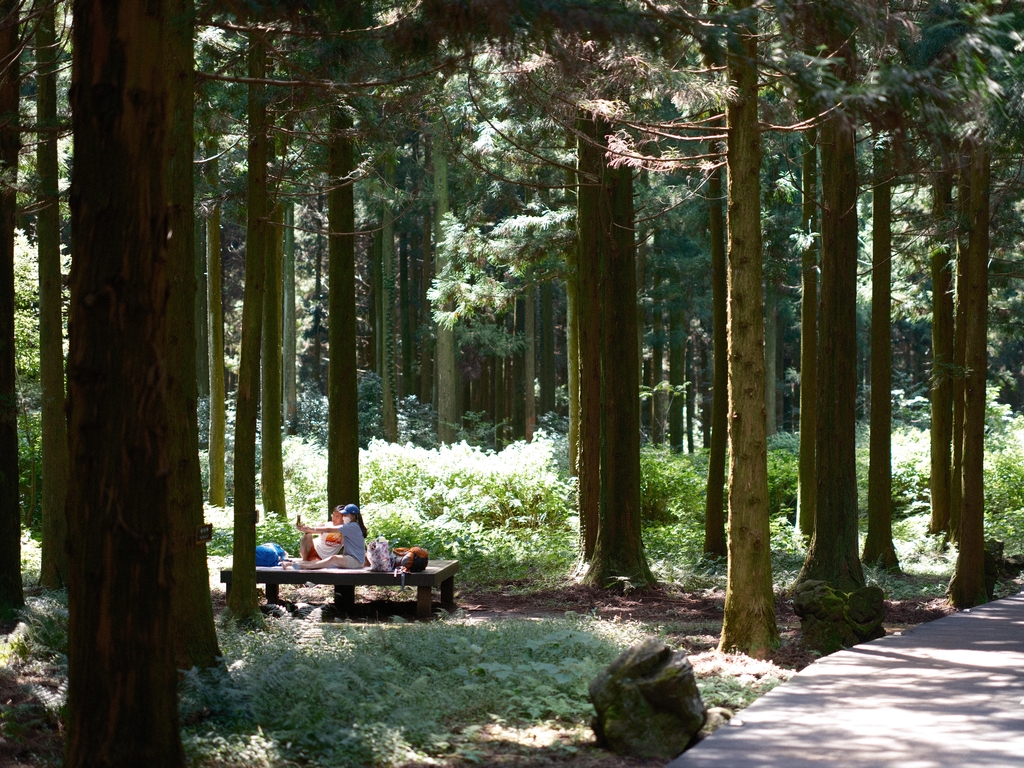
top-left (381, 162), bottom-right (398, 442)
top-left (328, 114), bottom-right (359, 508)
top-left (36, 0), bottom-right (69, 590)
top-left (65, 0), bottom-right (183, 762)
top-left (651, 270), bottom-right (665, 445)
top-left (0, 0), bottom-right (18, 613)
top-left (206, 145), bottom-right (226, 507)
top-left (862, 142), bottom-right (898, 570)
top-left (719, 0), bottom-right (778, 656)
top-left (228, 35), bottom-right (268, 621)
top-left (798, 110), bottom-right (865, 593)
top-left (195, 217), bottom-right (209, 400)
top-left (283, 201), bottom-right (297, 433)
top-left (929, 169), bottom-right (954, 536)
top-left (797, 125), bottom-right (818, 539)
top-left (585, 151), bottom-right (653, 588)
top-left (261, 194), bottom-right (286, 517)
top-left (434, 149), bottom-right (457, 444)
top-left (704, 132), bottom-right (727, 558)
top-left (165, 0), bottom-right (219, 669)
top-left (540, 281), bottom-right (555, 415)
top-left (764, 281), bottom-right (777, 437)
top-left (668, 302), bottom-right (684, 453)
top-left (948, 137), bottom-right (989, 609)
top-left (574, 116), bottom-right (604, 566)
top-left (525, 284), bottom-right (536, 440)
top-left (949, 151), bottom-right (970, 545)
top-left (419, 212), bottom-right (434, 405)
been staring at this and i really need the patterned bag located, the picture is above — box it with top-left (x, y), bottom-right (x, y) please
top-left (366, 537), bottom-right (392, 572)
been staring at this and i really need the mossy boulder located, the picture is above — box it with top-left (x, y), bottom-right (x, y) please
top-left (792, 580), bottom-right (885, 655)
top-left (589, 638), bottom-right (706, 759)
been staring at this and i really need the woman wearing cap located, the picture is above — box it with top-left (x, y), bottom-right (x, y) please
top-left (285, 503), bottom-right (367, 569)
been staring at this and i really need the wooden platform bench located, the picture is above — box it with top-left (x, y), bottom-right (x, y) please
top-left (220, 560), bottom-right (459, 619)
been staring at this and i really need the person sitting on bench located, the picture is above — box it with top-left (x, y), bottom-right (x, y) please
top-left (285, 504), bottom-right (366, 569)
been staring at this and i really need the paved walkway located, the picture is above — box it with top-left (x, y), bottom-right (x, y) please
top-left (668, 592), bottom-right (1024, 768)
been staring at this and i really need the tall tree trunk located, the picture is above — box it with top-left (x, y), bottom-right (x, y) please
top-left (400, 232), bottom-right (413, 398)
top-left (227, 34), bottom-right (268, 621)
top-left (328, 113), bottom-right (359, 507)
top-left (166, 0), bottom-right (220, 669)
top-left (195, 217), bottom-right (209, 400)
top-left (686, 328), bottom-right (696, 453)
top-left (797, 105), bottom-right (865, 593)
top-left (261, 188), bottom-right (286, 517)
top-left (494, 354), bottom-right (505, 450)
top-left (283, 201), bottom-right (297, 434)
top-left (381, 163), bottom-right (398, 441)
top-left (862, 141), bottom-right (898, 570)
top-left (583, 149), bottom-right (652, 588)
top-left (434, 149), bottom-right (458, 444)
top-left (704, 128), bottom-right (728, 558)
top-left (574, 116), bottom-right (603, 566)
top-left (540, 281), bottom-right (555, 415)
top-left (929, 168), bottom-right (954, 536)
top-left (668, 301), bottom-right (684, 453)
top-left (206, 143), bottom-right (226, 507)
top-left (36, 0), bottom-right (69, 590)
top-left (948, 137), bottom-right (989, 608)
top-left (0, 0), bottom-right (18, 613)
top-left (949, 151), bottom-right (970, 545)
top-left (525, 285), bottom-right (536, 440)
top-left (65, 0), bottom-right (183, 761)
top-left (371, 224), bottom-right (382, 376)
top-left (312, 203), bottom-right (325, 390)
top-left (719, 0), bottom-right (777, 656)
top-left (797, 124), bottom-right (818, 539)
top-left (420, 212), bottom-right (434, 404)
top-left (566, 156), bottom-right (580, 477)
top-left (651, 270), bottom-right (665, 445)
top-left (765, 281), bottom-right (778, 437)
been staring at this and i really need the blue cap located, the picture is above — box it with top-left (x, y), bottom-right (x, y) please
top-left (343, 504), bottom-right (360, 517)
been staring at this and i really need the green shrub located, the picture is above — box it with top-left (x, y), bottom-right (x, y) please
top-left (638, 448), bottom-right (706, 526)
top-left (361, 435), bottom-right (573, 530)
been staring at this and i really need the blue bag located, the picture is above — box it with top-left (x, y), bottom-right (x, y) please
top-left (255, 542), bottom-right (286, 567)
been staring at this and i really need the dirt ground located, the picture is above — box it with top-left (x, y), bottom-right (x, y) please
top-left (0, 583), bottom-right (957, 768)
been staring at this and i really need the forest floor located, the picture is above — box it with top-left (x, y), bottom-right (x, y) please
top-left (0, 581), bottom-right (959, 768)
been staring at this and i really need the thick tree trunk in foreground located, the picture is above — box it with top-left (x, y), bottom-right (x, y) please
top-left (719, 0), bottom-right (777, 656)
top-left (206, 144), bottom-right (226, 507)
top-left (948, 137), bottom-right (989, 609)
top-left (797, 125), bottom-right (818, 540)
top-left (0, 0), bottom-right (19, 614)
top-left (228, 35), bottom-right (268, 621)
top-left (929, 169), bottom-right (954, 536)
top-left (328, 114), bottom-right (359, 508)
top-left (949, 152), bottom-right (970, 545)
top-left (36, 0), bottom-right (69, 590)
top-left (704, 132), bottom-right (727, 558)
top-left (585, 152), bottom-right (653, 588)
top-left (862, 142), bottom-right (898, 570)
top-left (797, 109), bottom-right (865, 593)
top-left (575, 116), bottom-right (604, 566)
top-left (65, 0), bottom-right (183, 762)
top-left (166, 0), bottom-right (219, 669)
top-left (435, 149), bottom-right (458, 444)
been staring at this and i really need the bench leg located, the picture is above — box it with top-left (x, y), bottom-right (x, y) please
top-left (440, 576), bottom-right (455, 606)
top-left (334, 584), bottom-right (355, 613)
top-left (417, 586), bottom-right (432, 619)
top-left (265, 583), bottom-right (279, 603)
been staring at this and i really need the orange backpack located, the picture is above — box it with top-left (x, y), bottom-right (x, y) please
top-left (391, 546), bottom-right (429, 573)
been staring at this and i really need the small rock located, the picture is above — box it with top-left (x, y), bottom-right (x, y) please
top-left (589, 638), bottom-right (706, 759)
